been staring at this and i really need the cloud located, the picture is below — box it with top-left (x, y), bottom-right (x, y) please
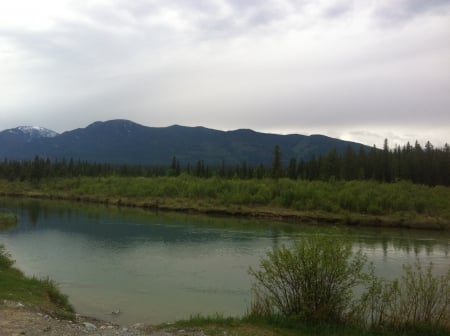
top-left (0, 0), bottom-right (449, 148)
top-left (373, 0), bottom-right (450, 25)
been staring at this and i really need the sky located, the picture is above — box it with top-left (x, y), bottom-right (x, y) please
top-left (0, 0), bottom-right (449, 148)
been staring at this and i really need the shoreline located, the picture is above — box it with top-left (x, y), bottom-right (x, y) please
top-left (1, 190), bottom-right (448, 231)
top-left (0, 300), bottom-right (194, 336)
top-left (2, 205), bottom-right (449, 335)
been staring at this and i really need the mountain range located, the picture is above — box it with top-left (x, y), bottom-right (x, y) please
top-left (0, 119), bottom-right (368, 166)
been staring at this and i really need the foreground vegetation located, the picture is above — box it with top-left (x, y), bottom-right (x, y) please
top-left (169, 314), bottom-right (371, 336)
top-left (1, 176), bottom-right (449, 229)
top-left (169, 314), bottom-right (450, 336)
top-left (171, 230), bottom-right (449, 336)
top-left (248, 231), bottom-right (450, 331)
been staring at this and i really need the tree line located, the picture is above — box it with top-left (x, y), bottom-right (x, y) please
top-left (0, 140), bottom-right (448, 186)
top-left (290, 140), bottom-right (449, 186)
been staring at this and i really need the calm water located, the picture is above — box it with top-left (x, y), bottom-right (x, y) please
top-left (0, 198), bottom-right (449, 324)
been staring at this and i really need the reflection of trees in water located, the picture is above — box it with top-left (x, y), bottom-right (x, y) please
top-left (27, 201), bottom-right (52, 225)
top-left (28, 201), bottom-right (41, 225)
top-left (355, 235), bottom-right (450, 258)
top-left (2, 198), bottom-right (449, 257)
top-left (270, 228), bottom-right (282, 250)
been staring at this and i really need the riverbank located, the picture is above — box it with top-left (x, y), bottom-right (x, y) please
top-left (2, 214), bottom-right (448, 336)
top-left (3, 302), bottom-right (448, 336)
top-left (0, 177), bottom-right (449, 230)
top-left (0, 300), bottom-right (221, 336)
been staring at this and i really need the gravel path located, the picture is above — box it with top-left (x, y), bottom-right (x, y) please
top-left (0, 301), bottom-right (207, 336)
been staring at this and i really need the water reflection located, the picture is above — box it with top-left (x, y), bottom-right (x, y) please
top-left (0, 197), bottom-right (449, 324)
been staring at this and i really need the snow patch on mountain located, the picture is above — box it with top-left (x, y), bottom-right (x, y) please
top-left (8, 126), bottom-right (59, 140)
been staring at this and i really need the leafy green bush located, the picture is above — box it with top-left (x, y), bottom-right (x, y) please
top-left (249, 230), bottom-right (367, 322)
top-left (249, 233), bottom-right (450, 332)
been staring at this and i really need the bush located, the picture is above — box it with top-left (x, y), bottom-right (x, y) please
top-left (360, 261), bottom-right (450, 329)
top-left (249, 230), bottom-right (367, 322)
top-left (249, 233), bottom-right (450, 332)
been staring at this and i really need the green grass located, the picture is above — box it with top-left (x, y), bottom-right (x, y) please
top-left (0, 176), bottom-right (449, 229)
top-left (0, 237), bottom-right (75, 319)
top-left (159, 314), bottom-right (450, 336)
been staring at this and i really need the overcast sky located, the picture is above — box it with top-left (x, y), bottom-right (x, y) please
top-left (1, 0), bottom-right (449, 147)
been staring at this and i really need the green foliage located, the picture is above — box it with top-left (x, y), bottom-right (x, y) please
top-left (360, 261), bottom-right (450, 329)
top-left (0, 245), bottom-right (14, 269)
top-left (172, 313), bottom-right (383, 336)
top-left (38, 277), bottom-right (75, 320)
top-left (248, 234), bottom-right (450, 333)
top-left (249, 230), bottom-right (367, 322)
top-left (271, 145), bottom-right (282, 179)
top-left (0, 177), bottom-right (449, 227)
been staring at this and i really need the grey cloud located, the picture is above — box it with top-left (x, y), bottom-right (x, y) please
top-left (323, 1), bottom-right (354, 19)
top-left (226, 0), bottom-right (263, 10)
top-left (0, 0), bottom-right (449, 148)
top-left (2, 26), bottom-right (127, 71)
top-left (191, 0), bottom-right (289, 37)
top-left (375, 0), bottom-right (450, 25)
top-left (246, 6), bottom-right (286, 27)
top-left (115, 0), bottom-right (159, 20)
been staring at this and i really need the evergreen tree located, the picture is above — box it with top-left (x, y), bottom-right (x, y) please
top-left (271, 145), bottom-right (282, 179)
top-left (288, 158), bottom-right (297, 180)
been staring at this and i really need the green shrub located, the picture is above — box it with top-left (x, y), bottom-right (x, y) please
top-left (249, 230), bottom-right (367, 322)
top-left (360, 261), bottom-right (450, 329)
top-left (249, 233), bottom-right (450, 332)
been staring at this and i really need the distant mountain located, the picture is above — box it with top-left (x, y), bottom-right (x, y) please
top-left (0, 126), bottom-right (59, 157)
top-left (0, 119), bottom-right (368, 166)
top-left (15, 126), bottom-right (59, 139)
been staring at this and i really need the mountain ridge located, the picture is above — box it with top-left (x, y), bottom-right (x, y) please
top-left (0, 119), bottom-right (368, 166)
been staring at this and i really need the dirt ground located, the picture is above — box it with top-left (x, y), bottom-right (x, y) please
top-left (0, 301), bottom-right (206, 336)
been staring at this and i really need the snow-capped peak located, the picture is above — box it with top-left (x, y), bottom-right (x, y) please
top-left (8, 126), bottom-right (59, 140)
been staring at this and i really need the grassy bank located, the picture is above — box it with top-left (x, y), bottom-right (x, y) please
top-left (0, 176), bottom-right (449, 229)
top-left (0, 214), bottom-right (75, 320)
top-left (165, 314), bottom-right (450, 336)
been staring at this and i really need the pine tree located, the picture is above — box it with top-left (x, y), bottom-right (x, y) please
top-left (271, 145), bottom-right (282, 179)
top-left (288, 158), bottom-right (297, 180)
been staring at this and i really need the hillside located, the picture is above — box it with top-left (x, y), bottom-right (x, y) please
top-left (0, 120), bottom-right (367, 166)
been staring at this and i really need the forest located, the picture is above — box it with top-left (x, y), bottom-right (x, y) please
top-left (0, 140), bottom-right (448, 186)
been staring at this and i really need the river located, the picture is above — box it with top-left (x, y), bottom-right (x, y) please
top-left (0, 198), bottom-right (449, 324)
